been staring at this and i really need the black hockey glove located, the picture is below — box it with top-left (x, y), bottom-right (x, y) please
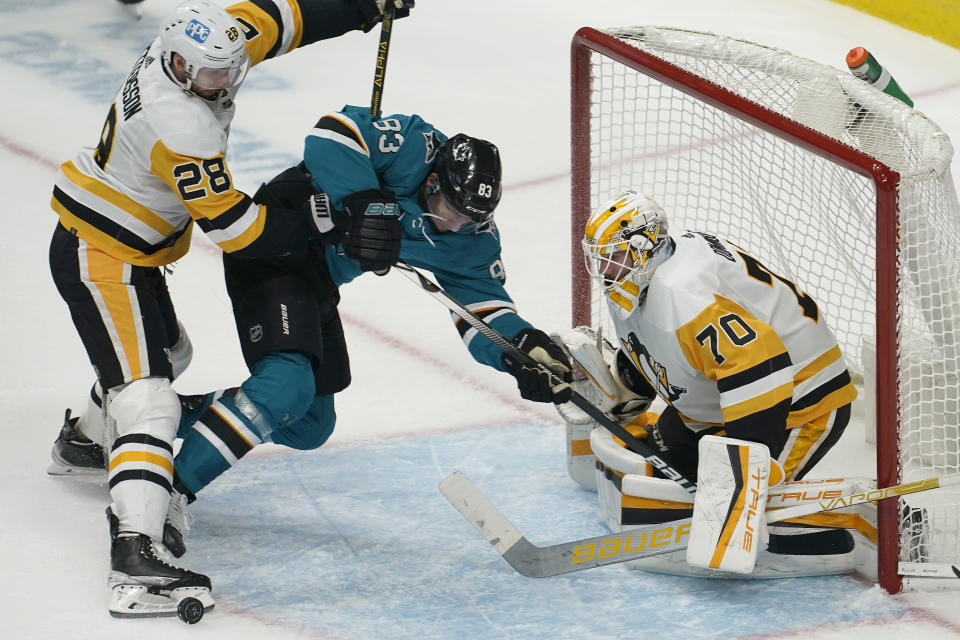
top-left (357, 0), bottom-right (414, 31)
top-left (501, 328), bottom-right (573, 404)
top-left (248, 162), bottom-right (323, 256)
top-left (337, 189), bottom-right (403, 272)
top-left (255, 162), bottom-right (316, 209)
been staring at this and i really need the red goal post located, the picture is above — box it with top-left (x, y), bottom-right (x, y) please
top-left (570, 26), bottom-right (960, 593)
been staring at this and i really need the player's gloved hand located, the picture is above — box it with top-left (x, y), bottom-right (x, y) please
top-left (308, 189), bottom-right (402, 271)
top-left (358, 0), bottom-right (414, 31)
top-left (501, 328), bottom-right (573, 404)
top-left (337, 189), bottom-right (403, 272)
top-left (253, 162), bottom-right (328, 254)
top-left (255, 162), bottom-right (316, 209)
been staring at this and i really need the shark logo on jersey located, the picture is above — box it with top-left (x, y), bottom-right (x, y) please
top-left (424, 131), bottom-right (441, 164)
top-left (624, 333), bottom-right (687, 402)
top-left (185, 20), bottom-right (212, 44)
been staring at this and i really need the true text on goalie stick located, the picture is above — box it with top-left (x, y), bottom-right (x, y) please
top-left (391, 261), bottom-right (697, 495)
top-left (440, 471), bottom-right (960, 578)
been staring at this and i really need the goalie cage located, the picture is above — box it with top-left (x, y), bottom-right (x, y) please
top-left (570, 26), bottom-right (960, 593)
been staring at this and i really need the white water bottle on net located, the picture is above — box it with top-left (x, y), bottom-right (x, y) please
top-left (570, 26), bottom-right (960, 593)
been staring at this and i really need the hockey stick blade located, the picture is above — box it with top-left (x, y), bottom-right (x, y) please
top-left (439, 472), bottom-right (688, 577)
top-left (440, 471), bottom-right (960, 578)
top-left (393, 261), bottom-right (696, 496)
top-left (899, 562), bottom-right (960, 579)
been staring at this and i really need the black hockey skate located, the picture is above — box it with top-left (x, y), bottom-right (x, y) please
top-left (47, 409), bottom-right (105, 476)
top-left (107, 508), bottom-right (213, 621)
top-left (162, 484), bottom-right (195, 558)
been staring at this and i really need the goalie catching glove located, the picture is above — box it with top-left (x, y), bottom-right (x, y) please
top-left (310, 188), bottom-right (403, 273)
top-left (552, 326), bottom-right (656, 419)
top-left (501, 328), bottom-right (573, 404)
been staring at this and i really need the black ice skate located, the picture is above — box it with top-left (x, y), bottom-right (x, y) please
top-left (107, 508), bottom-right (213, 621)
top-left (162, 484), bottom-right (195, 558)
top-left (47, 409), bottom-right (105, 476)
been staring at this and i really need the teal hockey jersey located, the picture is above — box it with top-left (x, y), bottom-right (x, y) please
top-left (302, 105), bottom-right (532, 370)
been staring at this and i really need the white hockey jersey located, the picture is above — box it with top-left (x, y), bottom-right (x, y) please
top-left (50, 0), bottom-right (372, 266)
top-left (607, 231), bottom-right (856, 442)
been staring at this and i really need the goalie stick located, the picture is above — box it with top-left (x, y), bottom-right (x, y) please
top-left (439, 470), bottom-right (960, 578)
top-left (392, 261), bottom-right (697, 495)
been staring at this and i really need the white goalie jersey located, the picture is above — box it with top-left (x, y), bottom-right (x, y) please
top-left (607, 230), bottom-right (857, 444)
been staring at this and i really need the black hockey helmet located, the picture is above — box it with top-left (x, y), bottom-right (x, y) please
top-left (434, 133), bottom-right (502, 224)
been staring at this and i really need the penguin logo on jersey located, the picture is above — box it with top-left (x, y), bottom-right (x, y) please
top-left (625, 333), bottom-right (686, 402)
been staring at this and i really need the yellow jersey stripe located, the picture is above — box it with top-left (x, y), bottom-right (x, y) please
top-left (108, 450), bottom-right (174, 474)
top-left (721, 382), bottom-right (794, 423)
top-left (795, 345), bottom-right (843, 383)
top-left (60, 161), bottom-right (176, 236)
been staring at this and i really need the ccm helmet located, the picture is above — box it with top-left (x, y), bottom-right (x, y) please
top-left (582, 189), bottom-right (672, 309)
top-left (434, 134), bottom-right (502, 225)
top-left (159, 0), bottom-right (249, 95)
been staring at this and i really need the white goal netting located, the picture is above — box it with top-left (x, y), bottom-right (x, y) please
top-left (572, 26), bottom-right (960, 589)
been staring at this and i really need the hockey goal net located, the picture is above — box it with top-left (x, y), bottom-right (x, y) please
top-left (571, 26), bottom-right (960, 593)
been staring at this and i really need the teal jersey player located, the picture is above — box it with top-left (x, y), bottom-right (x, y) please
top-left (50, 105), bottom-right (574, 561)
top-left (309, 105), bottom-right (529, 369)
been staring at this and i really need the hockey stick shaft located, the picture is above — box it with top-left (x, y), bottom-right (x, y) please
top-left (765, 472), bottom-right (960, 524)
top-left (440, 471), bottom-right (960, 577)
top-left (370, 3), bottom-right (395, 117)
top-left (393, 262), bottom-right (697, 495)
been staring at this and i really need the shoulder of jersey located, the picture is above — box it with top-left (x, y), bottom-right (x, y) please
top-left (653, 232), bottom-right (726, 290)
top-left (135, 43), bottom-right (228, 158)
top-left (645, 232), bottom-right (726, 321)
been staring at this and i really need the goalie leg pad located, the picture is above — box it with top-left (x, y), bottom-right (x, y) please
top-left (566, 420), bottom-right (598, 491)
top-left (686, 435), bottom-right (772, 574)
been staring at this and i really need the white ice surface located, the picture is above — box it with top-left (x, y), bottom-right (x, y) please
top-left (1, 0), bottom-right (959, 638)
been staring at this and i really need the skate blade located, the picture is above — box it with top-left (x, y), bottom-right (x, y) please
top-left (46, 461), bottom-right (106, 479)
top-left (109, 584), bottom-right (214, 618)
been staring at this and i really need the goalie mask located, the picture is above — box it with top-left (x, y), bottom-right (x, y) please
top-left (582, 190), bottom-right (673, 310)
top-left (159, 0), bottom-right (250, 99)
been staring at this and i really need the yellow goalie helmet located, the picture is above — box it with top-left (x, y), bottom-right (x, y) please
top-left (582, 189), bottom-right (672, 311)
